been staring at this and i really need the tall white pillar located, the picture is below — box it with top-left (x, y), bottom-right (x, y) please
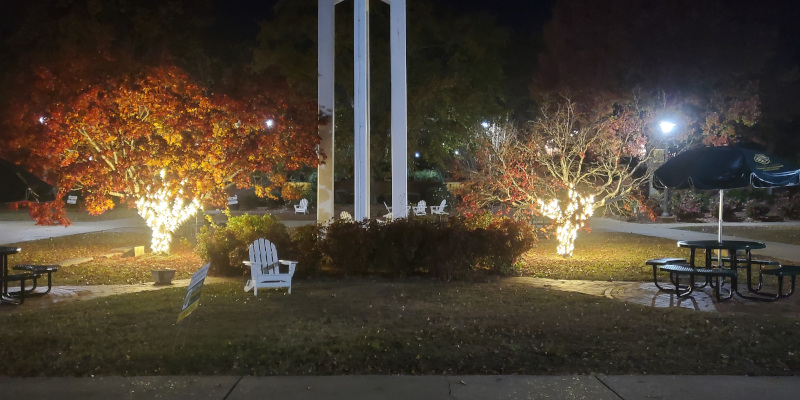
top-left (318, 0), bottom-right (407, 223)
top-left (353, 0), bottom-right (371, 221)
top-left (317, 0), bottom-right (336, 225)
top-left (389, 0), bottom-right (408, 217)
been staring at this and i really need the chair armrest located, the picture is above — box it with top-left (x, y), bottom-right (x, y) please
top-left (279, 259), bottom-right (298, 275)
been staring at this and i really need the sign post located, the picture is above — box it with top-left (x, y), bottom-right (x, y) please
top-left (177, 263), bottom-right (210, 323)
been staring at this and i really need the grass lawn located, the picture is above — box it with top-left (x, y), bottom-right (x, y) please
top-left (3, 228), bottom-right (798, 377)
top-left (2, 279), bottom-right (799, 376)
top-left (680, 225), bottom-right (800, 246)
top-left (5, 229), bottom-right (684, 286)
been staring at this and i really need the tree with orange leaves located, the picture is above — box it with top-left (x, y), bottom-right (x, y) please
top-left (10, 65), bottom-right (320, 253)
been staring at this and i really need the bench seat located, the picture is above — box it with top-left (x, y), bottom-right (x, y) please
top-left (712, 257), bottom-right (780, 267)
top-left (13, 264), bottom-right (58, 295)
top-left (652, 263), bottom-right (737, 301)
top-left (1, 273), bottom-right (37, 305)
top-left (750, 265), bottom-right (800, 300)
top-left (645, 257), bottom-right (688, 266)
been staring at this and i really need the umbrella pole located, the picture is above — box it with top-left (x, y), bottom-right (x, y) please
top-left (718, 190), bottom-right (723, 243)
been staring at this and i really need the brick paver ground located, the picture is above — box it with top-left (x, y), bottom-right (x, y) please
top-left (511, 276), bottom-right (800, 317)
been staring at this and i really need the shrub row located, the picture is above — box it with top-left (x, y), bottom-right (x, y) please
top-left (196, 213), bottom-right (537, 280)
top-left (668, 189), bottom-right (800, 222)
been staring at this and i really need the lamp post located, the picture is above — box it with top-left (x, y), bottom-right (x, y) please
top-left (659, 121), bottom-right (676, 217)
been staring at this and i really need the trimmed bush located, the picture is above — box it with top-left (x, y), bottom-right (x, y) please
top-left (196, 213), bottom-right (537, 281)
top-left (289, 224), bottom-right (324, 278)
top-left (708, 195), bottom-right (742, 221)
top-left (196, 214), bottom-right (290, 276)
top-left (778, 192), bottom-right (800, 220)
top-left (744, 199), bottom-right (771, 220)
top-left (674, 191), bottom-right (703, 222)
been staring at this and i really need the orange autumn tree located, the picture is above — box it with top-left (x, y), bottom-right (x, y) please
top-left (15, 65), bottom-right (320, 253)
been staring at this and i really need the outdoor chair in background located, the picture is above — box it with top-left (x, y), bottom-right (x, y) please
top-left (381, 202), bottom-right (395, 220)
top-left (340, 211), bottom-right (354, 222)
top-left (430, 199), bottom-right (448, 215)
top-left (243, 238), bottom-right (296, 295)
top-left (413, 200), bottom-right (427, 216)
top-left (294, 198), bottom-right (309, 214)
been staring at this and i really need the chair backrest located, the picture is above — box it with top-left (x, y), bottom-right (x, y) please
top-left (299, 198), bottom-right (308, 208)
top-left (384, 201), bottom-right (391, 211)
top-left (414, 200), bottom-right (427, 215)
top-left (249, 238), bottom-right (278, 272)
top-left (439, 199), bottom-right (446, 208)
top-left (340, 211), bottom-right (353, 222)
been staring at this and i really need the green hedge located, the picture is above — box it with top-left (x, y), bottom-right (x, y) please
top-left (196, 213), bottom-right (537, 280)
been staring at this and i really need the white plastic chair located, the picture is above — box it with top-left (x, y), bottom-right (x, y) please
top-left (243, 238), bottom-right (297, 295)
top-left (294, 198), bottom-right (309, 214)
top-left (413, 200), bottom-right (427, 216)
top-left (430, 199), bottom-right (448, 215)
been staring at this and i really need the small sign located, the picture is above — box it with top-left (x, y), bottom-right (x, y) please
top-left (227, 195), bottom-right (238, 205)
top-left (177, 263), bottom-right (210, 323)
top-left (67, 195), bottom-right (78, 204)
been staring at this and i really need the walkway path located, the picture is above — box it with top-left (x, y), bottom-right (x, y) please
top-left (590, 217), bottom-right (800, 263)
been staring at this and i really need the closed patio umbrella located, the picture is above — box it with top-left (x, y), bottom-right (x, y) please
top-left (653, 145), bottom-right (800, 241)
top-left (0, 158), bottom-right (57, 203)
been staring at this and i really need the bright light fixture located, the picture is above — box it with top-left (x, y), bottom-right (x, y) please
top-left (659, 121), bottom-right (676, 134)
top-left (481, 121), bottom-right (490, 129)
top-left (265, 119), bottom-right (275, 128)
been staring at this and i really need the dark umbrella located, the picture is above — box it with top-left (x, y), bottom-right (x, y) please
top-left (653, 145), bottom-right (800, 241)
top-left (0, 158), bottom-right (57, 203)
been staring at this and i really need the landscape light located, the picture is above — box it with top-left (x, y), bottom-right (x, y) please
top-left (265, 119), bottom-right (275, 128)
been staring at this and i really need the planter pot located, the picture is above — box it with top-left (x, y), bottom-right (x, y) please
top-left (152, 269), bottom-right (176, 285)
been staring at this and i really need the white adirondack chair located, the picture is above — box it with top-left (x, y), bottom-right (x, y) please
top-left (339, 211), bottom-right (353, 222)
top-left (413, 200), bottom-right (427, 216)
top-left (294, 198), bottom-right (309, 214)
top-left (382, 202), bottom-right (393, 219)
top-left (243, 238), bottom-right (297, 295)
top-left (430, 199), bottom-right (448, 215)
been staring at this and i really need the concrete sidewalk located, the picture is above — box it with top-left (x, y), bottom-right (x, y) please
top-left (2, 375), bottom-right (799, 400)
top-left (0, 217), bottom-right (147, 245)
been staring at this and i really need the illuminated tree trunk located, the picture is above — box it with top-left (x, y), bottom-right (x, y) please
top-left (539, 188), bottom-right (595, 257)
top-left (135, 189), bottom-right (201, 254)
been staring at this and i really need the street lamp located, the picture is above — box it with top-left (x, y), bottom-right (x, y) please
top-left (659, 120), bottom-right (676, 217)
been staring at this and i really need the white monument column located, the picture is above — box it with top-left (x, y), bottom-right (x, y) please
top-left (317, 0), bottom-right (336, 224)
top-left (389, 0), bottom-right (408, 217)
top-left (353, 0), bottom-right (371, 220)
top-left (318, 0), bottom-right (407, 223)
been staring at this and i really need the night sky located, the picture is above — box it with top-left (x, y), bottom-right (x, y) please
top-left (212, 0), bottom-right (555, 41)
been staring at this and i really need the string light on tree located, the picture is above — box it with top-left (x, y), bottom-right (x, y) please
top-left (538, 186), bottom-right (595, 256)
top-left (135, 184), bottom-right (201, 253)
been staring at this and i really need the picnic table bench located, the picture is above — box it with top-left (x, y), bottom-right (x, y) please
top-left (748, 265), bottom-right (800, 301)
top-left (653, 264), bottom-right (738, 301)
top-left (13, 264), bottom-right (59, 294)
top-left (1, 273), bottom-right (36, 305)
top-left (647, 257), bottom-right (736, 301)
